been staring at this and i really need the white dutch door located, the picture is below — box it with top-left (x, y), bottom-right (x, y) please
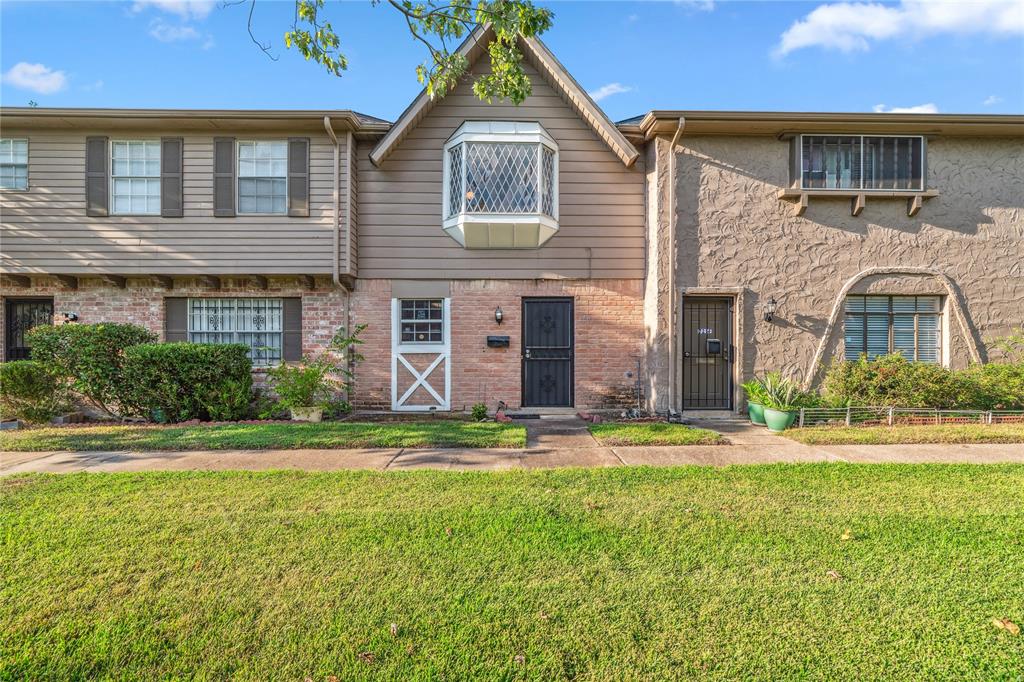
top-left (391, 298), bottom-right (451, 411)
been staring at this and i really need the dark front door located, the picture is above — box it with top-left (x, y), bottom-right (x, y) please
top-left (4, 298), bottom-right (54, 361)
top-left (681, 297), bottom-right (733, 410)
top-left (522, 298), bottom-right (574, 407)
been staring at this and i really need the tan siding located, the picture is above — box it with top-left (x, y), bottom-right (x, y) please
top-left (355, 64), bottom-right (645, 280)
top-left (0, 129), bottom-right (350, 276)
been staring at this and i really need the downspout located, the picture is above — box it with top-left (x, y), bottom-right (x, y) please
top-left (324, 116), bottom-right (355, 402)
top-left (667, 118), bottom-right (685, 415)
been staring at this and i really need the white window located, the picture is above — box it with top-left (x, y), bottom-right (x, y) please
top-left (111, 140), bottom-right (161, 214)
top-left (442, 121), bottom-right (559, 249)
top-left (188, 298), bottom-right (283, 366)
top-left (801, 135), bottom-right (924, 191)
top-left (237, 140), bottom-right (287, 214)
top-left (399, 299), bottom-right (444, 344)
top-left (844, 295), bottom-right (942, 363)
top-left (0, 138), bottom-right (28, 190)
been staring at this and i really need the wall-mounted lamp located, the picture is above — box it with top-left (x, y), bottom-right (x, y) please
top-left (494, 306), bottom-right (504, 325)
top-left (763, 297), bottom-right (777, 323)
top-left (63, 312), bottom-right (79, 323)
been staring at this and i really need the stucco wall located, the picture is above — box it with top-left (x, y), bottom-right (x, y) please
top-left (651, 134), bottom-right (1023, 410)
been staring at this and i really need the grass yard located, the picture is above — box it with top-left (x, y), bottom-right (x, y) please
top-left (589, 421), bottom-right (725, 446)
top-left (0, 421), bottom-right (526, 452)
top-left (3, 466), bottom-right (1022, 679)
top-left (786, 423), bottom-right (1024, 445)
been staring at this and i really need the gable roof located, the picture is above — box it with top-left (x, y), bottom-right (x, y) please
top-left (368, 25), bottom-right (640, 167)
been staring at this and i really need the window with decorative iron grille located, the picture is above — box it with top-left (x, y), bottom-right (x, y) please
top-left (187, 298), bottom-right (283, 365)
top-left (844, 295), bottom-right (942, 363)
top-left (399, 299), bottom-right (444, 344)
top-left (442, 121), bottom-right (559, 249)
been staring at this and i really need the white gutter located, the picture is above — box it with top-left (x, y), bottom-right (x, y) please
top-left (667, 117), bottom-right (685, 414)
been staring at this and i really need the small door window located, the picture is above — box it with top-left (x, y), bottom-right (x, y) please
top-left (399, 299), bottom-right (444, 344)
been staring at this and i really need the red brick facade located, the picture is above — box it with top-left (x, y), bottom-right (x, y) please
top-left (1, 276), bottom-right (643, 412)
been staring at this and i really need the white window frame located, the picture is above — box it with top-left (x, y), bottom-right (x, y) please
top-left (109, 139), bottom-right (162, 215)
top-left (236, 139), bottom-right (288, 216)
top-left (391, 297), bottom-right (451, 411)
top-left (799, 134), bottom-right (926, 192)
top-left (186, 297), bottom-right (284, 367)
top-left (441, 121), bottom-right (559, 248)
top-left (0, 138), bottom-right (29, 191)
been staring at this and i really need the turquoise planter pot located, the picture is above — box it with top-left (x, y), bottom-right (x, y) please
top-left (747, 401), bottom-right (766, 426)
top-left (763, 407), bottom-right (797, 432)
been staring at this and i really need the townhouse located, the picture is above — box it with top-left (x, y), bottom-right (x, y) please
top-left (2, 27), bottom-right (1022, 414)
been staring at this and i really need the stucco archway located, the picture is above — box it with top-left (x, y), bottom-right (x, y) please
top-left (804, 266), bottom-right (983, 389)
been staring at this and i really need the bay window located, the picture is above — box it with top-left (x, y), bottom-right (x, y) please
top-left (443, 121), bottom-right (558, 249)
top-left (844, 295), bottom-right (942, 363)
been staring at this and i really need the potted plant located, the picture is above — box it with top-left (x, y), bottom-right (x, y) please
top-left (760, 372), bottom-right (806, 432)
top-left (266, 359), bottom-right (336, 422)
top-left (740, 377), bottom-right (768, 425)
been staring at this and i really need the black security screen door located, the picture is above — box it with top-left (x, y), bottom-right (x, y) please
top-left (522, 298), bottom-right (574, 407)
top-left (4, 298), bottom-right (54, 361)
top-left (681, 297), bottom-right (733, 410)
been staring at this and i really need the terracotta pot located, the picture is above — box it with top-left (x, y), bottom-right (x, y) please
top-left (290, 406), bottom-right (323, 423)
top-left (747, 401), bottom-right (766, 425)
top-left (763, 407), bottom-right (797, 432)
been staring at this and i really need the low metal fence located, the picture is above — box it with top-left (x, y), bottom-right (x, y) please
top-left (795, 407), bottom-right (1024, 428)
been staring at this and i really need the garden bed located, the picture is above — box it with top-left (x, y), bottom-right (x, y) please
top-left (588, 421), bottom-right (726, 446)
top-left (784, 423), bottom-right (1024, 445)
top-left (0, 421), bottom-right (526, 451)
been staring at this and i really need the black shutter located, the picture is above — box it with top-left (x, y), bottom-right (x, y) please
top-left (161, 137), bottom-right (184, 218)
top-left (282, 297), bottom-right (302, 361)
top-left (213, 137), bottom-right (235, 217)
top-left (85, 136), bottom-right (109, 217)
top-left (165, 297), bottom-right (188, 342)
top-left (287, 137), bottom-right (309, 217)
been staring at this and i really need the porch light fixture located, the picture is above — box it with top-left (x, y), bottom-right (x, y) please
top-left (763, 297), bottom-right (777, 323)
top-left (494, 306), bottom-right (504, 325)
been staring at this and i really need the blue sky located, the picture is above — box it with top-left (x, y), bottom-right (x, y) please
top-left (1, 0), bottom-right (1021, 122)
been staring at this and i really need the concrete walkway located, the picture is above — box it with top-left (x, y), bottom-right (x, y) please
top-left (2, 417), bottom-right (1022, 474)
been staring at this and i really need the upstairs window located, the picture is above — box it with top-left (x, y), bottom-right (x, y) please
top-left (0, 138), bottom-right (28, 190)
top-left (844, 295), bottom-right (942, 364)
top-left (801, 135), bottom-right (924, 191)
top-left (237, 140), bottom-right (287, 214)
top-left (443, 121), bottom-right (559, 249)
top-left (111, 140), bottom-right (161, 214)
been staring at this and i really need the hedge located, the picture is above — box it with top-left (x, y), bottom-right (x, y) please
top-left (122, 343), bottom-right (253, 422)
top-left (0, 360), bottom-right (67, 424)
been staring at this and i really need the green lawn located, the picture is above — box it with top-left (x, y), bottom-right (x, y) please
top-left (0, 421), bottom-right (526, 451)
top-left (786, 423), bottom-right (1024, 445)
top-left (3, 466), bottom-right (1022, 679)
top-left (589, 421), bottom-right (725, 446)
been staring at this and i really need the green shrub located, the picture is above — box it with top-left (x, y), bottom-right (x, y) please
top-left (27, 323), bottom-right (156, 418)
top-left (963, 362), bottom-right (1024, 410)
top-left (122, 343), bottom-right (253, 422)
top-left (824, 354), bottom-right (977, 409)
top-left (0, 360), bottom-right (67, 424)
top-left (471, 403), bottom-right (488, 420)
top-left (266, 360), bottom-right (338, 412)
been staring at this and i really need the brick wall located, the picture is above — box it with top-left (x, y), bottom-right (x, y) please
top-left (1, 276), bottom-right (644, 411)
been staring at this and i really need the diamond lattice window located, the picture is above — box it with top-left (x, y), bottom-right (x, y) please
top-left (442, 122), bottom-right (559, 249)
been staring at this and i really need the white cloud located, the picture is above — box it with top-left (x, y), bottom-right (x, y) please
top-left (2, 62), bottom-right (68, 94)
top-left (81, 80), bottom-right (105, 92)
top-left (983, 94), bottom-right (1004, 106)
top-left (775, 0), bottom-right (1024, 57)
top-left (676, 0), bottom-right (715, 11)
top-left (872, 102), bottom-right (939, 113)
top-left (149, 18), bottom-right (201, 42)
top-left (132, 0), bottom-right (214, 20)
top-left (588, 82), bottom-right (633, 102)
